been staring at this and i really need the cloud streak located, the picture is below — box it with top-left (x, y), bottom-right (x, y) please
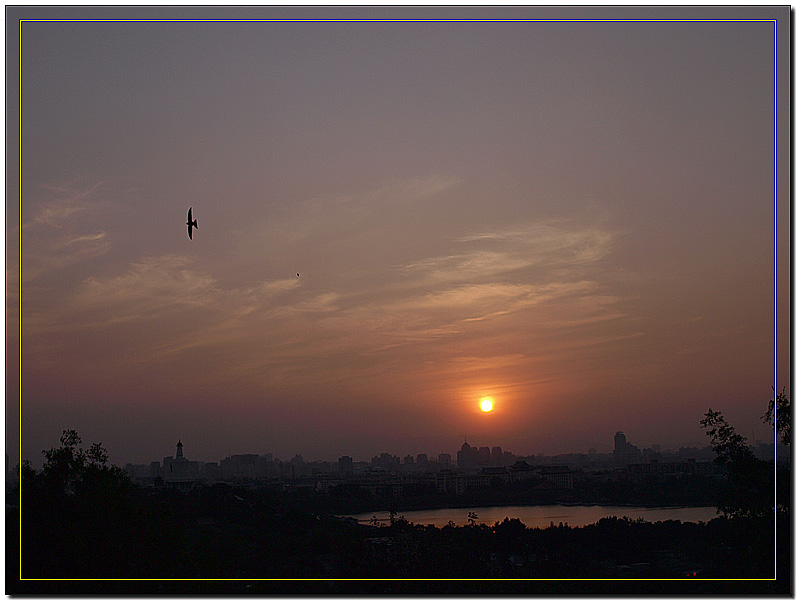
top-left (19, 181), bottom-right (112, 281)
top-left (23, 181), bottom-right (107, 229)
top-left (22, 212), bottom-right (631, 396)
top-left (401, 220), bottom-right (617, 285)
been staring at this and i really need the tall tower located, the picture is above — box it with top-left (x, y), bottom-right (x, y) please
top-left (457, 440), bottom-right (474, 470)
top-left (176, 440), bottom-right (184, 459)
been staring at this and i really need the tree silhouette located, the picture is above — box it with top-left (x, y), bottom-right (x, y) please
top-left (36, 429), bottom-right (130, 499)
top-left (763, 388), bottom-right (790, 446)
top-left (700, 410), bottom-right (774, 519)
top-left (40, 429), bottom-right (84, 493)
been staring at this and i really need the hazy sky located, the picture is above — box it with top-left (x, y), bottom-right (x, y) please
top-left (8, 6), bottom-right (790, 466)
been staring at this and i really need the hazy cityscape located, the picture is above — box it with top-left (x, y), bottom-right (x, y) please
top-left (122, 431), bottom-right (779, 493)
top-left (10, 417), bottom-right (788, 590)
top-left (8, 5), bottom-right (788, 594)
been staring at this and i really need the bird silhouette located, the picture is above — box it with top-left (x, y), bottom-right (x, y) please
top-left (186, 207), bottom-right (197, 240)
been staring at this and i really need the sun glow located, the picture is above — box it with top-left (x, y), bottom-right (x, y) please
top-left (479, 397), bottom-right (494, 412)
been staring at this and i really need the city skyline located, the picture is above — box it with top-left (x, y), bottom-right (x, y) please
top-left (8, 7), bottom-right (790, 469)
top-left (21, 427), bottom-right (772, 471)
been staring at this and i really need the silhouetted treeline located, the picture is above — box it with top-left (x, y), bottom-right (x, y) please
top-left (7, 420), bottom-right (789, 594)
top-left (8, 475), bottom-right (788, 593)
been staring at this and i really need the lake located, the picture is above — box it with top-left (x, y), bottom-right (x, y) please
top-left (345, 504), bottom-right (719, 528)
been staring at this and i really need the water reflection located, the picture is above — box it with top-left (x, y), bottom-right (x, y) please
top-left (346, 504), bottom-right (718, 528)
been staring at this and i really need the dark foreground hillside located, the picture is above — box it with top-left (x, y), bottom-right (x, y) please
top-left (7, 480), bottom-right (789, 594)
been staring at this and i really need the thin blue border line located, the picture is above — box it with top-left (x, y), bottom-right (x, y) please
top-left (15, 15), bottom-right (782, 584)
top-left (18, 16), bottom-right (24, 585)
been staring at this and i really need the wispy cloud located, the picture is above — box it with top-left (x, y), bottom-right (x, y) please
top-left (21, 191), bottom-right (634, 400)
top-left (19, 181), bottom-right (112, 281)
top-left (62, 255), bottom-right (306, 330)
top-left (71, 255), bottom-right (217, 322)
top-left (23, 180), bottom-right (107, 229)
top-left (402, 220), bottom-right (616, 285)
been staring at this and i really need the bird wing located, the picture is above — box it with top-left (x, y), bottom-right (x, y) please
top-left (188, 224), bottom-right (192, 240)
top-left (188, 207), bottom-right (192, 221)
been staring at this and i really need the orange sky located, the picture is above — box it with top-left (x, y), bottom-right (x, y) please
top-left (7, 7), bottom-right (790, 465)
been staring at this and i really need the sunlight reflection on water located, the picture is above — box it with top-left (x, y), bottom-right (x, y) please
top-left (346, 504), bottom-right (719, 528)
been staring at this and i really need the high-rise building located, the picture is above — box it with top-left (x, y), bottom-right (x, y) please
top-left (457, 440), bottom-right (475, 469)
top-left (220, 453), bottom-right (259, 478)
top-left (478, 446), bottom-right (491, 465)
top-left (613, 431), bottom-right (640, 466)
top-left (338, 455), bottom-right (353, 475)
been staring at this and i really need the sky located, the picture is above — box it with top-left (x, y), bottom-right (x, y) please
top-left (7, 6), bottom-right (790, 466)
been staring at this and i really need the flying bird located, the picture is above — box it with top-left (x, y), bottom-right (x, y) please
top-left (186, 207), bottom-right (197, 240)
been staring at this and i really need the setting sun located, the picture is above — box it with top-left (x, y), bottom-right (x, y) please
top-left (479, 397), bottom-right (494, 412)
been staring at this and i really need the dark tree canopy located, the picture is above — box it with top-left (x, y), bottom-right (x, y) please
top-left (700, 409), bottom-right (755, 466)
top-left (700, 410), bottom-right (774, 520)
top-left (33, 429), bottom-right (130, 498)
top-left (763, 388), bottom-right (790, 446)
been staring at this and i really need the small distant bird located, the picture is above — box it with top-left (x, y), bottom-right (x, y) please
top-left (297, 273), bottom-right (300, 277)
top-left (186, 207), bottom-right (197, 240)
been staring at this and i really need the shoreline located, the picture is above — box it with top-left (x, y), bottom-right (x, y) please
top-left (342, 502), bottom-right (720, 525)
top-left (336, 499), bottom-right (720, 516)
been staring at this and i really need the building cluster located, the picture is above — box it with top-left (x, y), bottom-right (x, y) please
top-left (456, 440), bottom-right (516, 469)
top-left (124, 439), bottom-right (570, 493)
top-left (612, 431), bottom-right (641, 466)
top-left (121, 430), bottom-right (749, 496)
top-left (125, 440), bottom-right (282, 491)
top-left (368, 452), bottom-right (452, 472)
